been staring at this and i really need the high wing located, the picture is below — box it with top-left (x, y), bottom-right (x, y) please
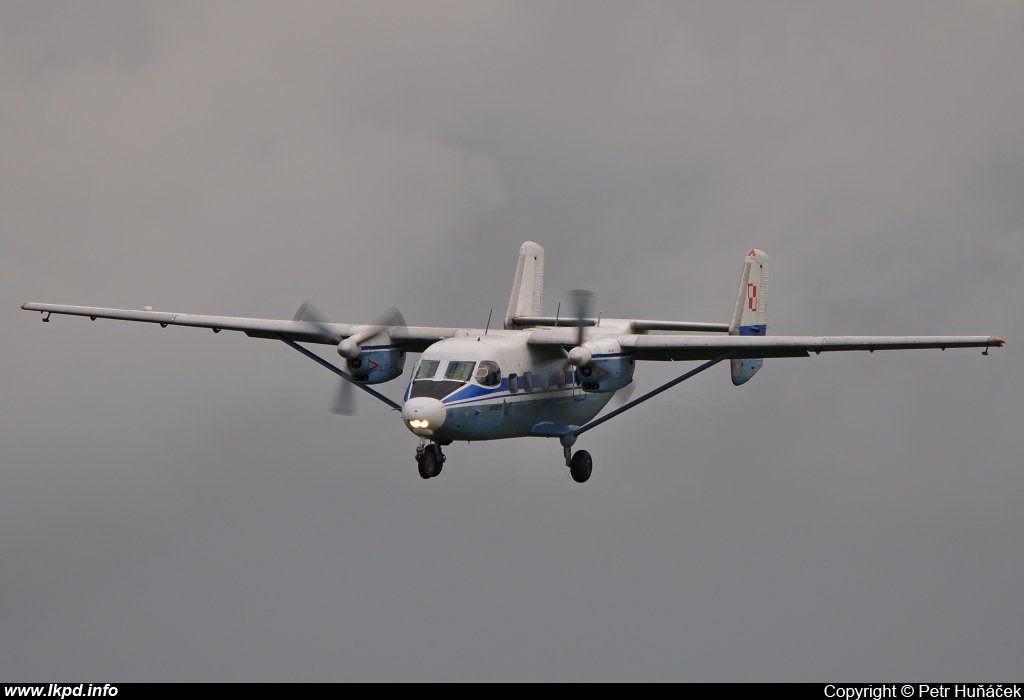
top-left (21, 241), bottom-right (1005, 363)
top-left (21, 302), bottom-right (1004, 360)
top-left (524, 329), bottom-right (1004, 361)
top-left (20, 303), bottom-right (466, 354)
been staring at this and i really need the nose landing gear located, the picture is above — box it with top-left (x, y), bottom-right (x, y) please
top-left (416, 440), bottom-right (445, 479)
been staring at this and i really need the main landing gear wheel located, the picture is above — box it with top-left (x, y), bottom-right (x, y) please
top-left (418, 443), bottom-right (443, 480)
top-left (569, 449), bottom-right (592, 483)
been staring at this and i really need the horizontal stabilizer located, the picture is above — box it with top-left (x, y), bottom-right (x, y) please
top-left (511, 317), bottom-right (729, 333)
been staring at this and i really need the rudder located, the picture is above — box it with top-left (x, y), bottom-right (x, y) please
top-left (728, 249), bottom-right (769, 385)
top-left (504, 241), bottom-right (544, 329)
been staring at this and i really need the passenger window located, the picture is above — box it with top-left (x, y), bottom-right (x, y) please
top-left (474, 360), bottom-right (502, 387)
top-left (445, 361), bottom-right (476, 382)
top-left (523, 372), bottom-right (533, 392)
top-left (415, 359), bottom-right (439, 380)
top-left (539, 371), bottom-right (549, 391)
top-left (509, 374), bottom-right (518, 394)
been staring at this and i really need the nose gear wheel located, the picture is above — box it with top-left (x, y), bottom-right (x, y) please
top-left (417, 443), bottom-right (444, 479)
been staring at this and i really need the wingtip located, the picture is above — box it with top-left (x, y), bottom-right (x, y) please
top-left (992, 336), bottom-right (1005, 347)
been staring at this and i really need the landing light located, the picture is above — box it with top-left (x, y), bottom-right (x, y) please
top-left (409, 419), bottom-right (430, 429)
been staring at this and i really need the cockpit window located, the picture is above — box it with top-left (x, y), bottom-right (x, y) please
top-left (444, 361), bottom-right (476, 383)
top-left (415, 359), bottom-right (439, 380)
top-left (474, 361), bottom-right (501, 387)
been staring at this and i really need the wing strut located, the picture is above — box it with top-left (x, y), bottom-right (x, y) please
top-left (536, 351), bottom-right (735, 466)
top-left (276, 335), bottom-right (402, 411)
top-left (571, 351), bottom-right (735, 438)
top-left (534, 351), bottom-right (736, 447)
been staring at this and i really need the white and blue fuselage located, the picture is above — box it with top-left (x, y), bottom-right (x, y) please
top-left (400, 333), bottom-right (625, 442)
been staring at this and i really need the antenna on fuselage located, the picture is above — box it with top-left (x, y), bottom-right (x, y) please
top-left (484, 309), bottom-right (493, 335)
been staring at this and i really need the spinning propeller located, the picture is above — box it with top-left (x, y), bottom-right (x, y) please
top-left (293, 301), bottom-right (406, 415)
top-left (566, 289), bottom-right (595, 369)
top-left (608, 378), bottom-right (637, 409)
top-left (562, 289), bottom-right (634, 407)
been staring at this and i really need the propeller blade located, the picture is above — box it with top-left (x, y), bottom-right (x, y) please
top-left (294, 301), bottom-right (359, 415)
top-left (608, 381), bottom-right (637, 409)
top-left (294, 300), bottom-right (408, 418)
top-left (293, 300), bottom-right (327, 324)
top-left (536, 354), bottom-right (572, 391)
top-left (570, 289), bottom-right (594, 347)
top-left (373, 306), bottom-right (407, 333)
top-left (293, 299), bottom-right (336, 340)
top-left (331, 378), bottom-right (356, 416)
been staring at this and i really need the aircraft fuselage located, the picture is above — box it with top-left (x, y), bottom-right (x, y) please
top-left (401, 333), bottom-right (622, 442)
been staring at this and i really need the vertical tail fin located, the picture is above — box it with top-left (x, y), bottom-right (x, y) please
top-left (504, 241), bottom-right (544, 329)
top-left (728, 249), bottom-right (769, 385)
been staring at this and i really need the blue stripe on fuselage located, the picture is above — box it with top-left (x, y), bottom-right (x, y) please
top-left (738, 325), bottom-right (766, 336)
top-left (404, 371), bottom-right (582, 405)
top-left (440, 375), bottom-right (578, 407)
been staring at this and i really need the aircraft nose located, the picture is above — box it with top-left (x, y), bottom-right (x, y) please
top-left (402, 397), bottom-right (446, 436)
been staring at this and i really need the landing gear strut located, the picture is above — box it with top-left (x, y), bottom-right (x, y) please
top-left (546, 351), bottom-right (738, 485)
top-left (416, 441), bottom-right (445, 479)
top-left (561, 436), bottom-right (592, 484)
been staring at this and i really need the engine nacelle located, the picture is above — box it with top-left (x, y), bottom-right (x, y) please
top-left (574, 338), bottom-right (635, 393)
top-left (345, 343), bottom-right (406, 384)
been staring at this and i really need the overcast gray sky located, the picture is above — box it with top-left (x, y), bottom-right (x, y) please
top-left (2, 0), bottom-right (1021, 682)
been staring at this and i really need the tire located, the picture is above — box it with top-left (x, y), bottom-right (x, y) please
top-left (569, 450), bottom-right (592, 483)
top-left (418, 444), bottom-right (440, 479)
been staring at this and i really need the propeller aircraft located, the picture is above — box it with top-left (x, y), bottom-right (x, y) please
top-left (22, 242), bottom-right (1004, 483)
